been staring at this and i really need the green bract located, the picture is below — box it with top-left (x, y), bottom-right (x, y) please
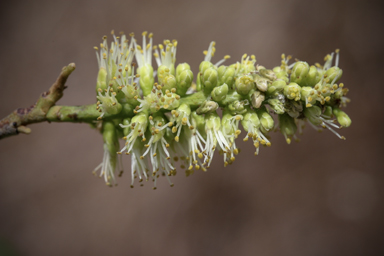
top-left (92, 31), bottom-right (352, 188)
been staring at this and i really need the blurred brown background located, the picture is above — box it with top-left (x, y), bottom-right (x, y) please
top-left (0, 0), bottom-right (383, 255)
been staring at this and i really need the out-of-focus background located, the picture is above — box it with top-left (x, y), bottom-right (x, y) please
top-left (0, 0), bottom-right (383, 255)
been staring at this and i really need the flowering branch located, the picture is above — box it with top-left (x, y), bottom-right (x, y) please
top-left (0, 31), bottom-right (354, 189)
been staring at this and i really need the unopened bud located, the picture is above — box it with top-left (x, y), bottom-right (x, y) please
top-left (325, 67), bottom-right (343, 83)
top-left (199, 61), bottom-right (214, 75)
top-left (323, 106), bottom-right (333, 118)
top-left (333, 107), bottom-right (351, 127)
top-left (267, 79), bottom-right (286, 96)
top-left (202, 67), bottom-right (218, 92)
top-left (176, 63), bottom-right (191, 78)
top-left (211, 83), bottom-right (228, 102)
top-left (176, 69), bottom-right (194, 96)
top-left (96, 67), bottom-right (108, 92)
top-left (139, 64), bottom-right (155, 96)
top-left (304, 65), bottom-right (321, 87)
top-left (290, 61), bottom-right (309, 86)
top-left (218, 66), bottom-right (236, 89)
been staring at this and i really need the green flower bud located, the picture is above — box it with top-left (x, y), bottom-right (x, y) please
top-left (259, 68), bottom-right (276, 81)
top-left (162, 74), bottom-right (177, 92)
top-left (283, 82), bottom-right (301, 101)
top-left (323, 106), bottom-right (333, 118)
top-left (333, 107), bottom-right (351, 127)
top-left (273, 66), bottom-right (289, 83)
top-left (251, 90), bottom-right (265, 109)
top-left (290, 61), bottom-right (309, 86)
top-left (304, 105), bottom-right (322, 126)
top-left (241, 109), bottom-right (260, 132)
top-left (268, 98), bottom-right (285, 114)
top-left (254, 75), bottom-right (269, 92)
top-left (267, 79), bottom-right (286, 96)
top-left (138, 63), bottom-right (154, 96)
top-left (176, 69), bottom-right (194, 96)
top-left (325, 67), bottom-right (343, 84)
top-left (202, 67), bottom-right (218, 92)
top-left (176, 63), bottom-right (191, 77)
top-left (235, 75), bottom-right (255, 95)
top-left (300, 86), bottom-right (316, 107)
top-left (217, 65), bottom-right (227, 79)
top-left (276, 71), bottom-right (289, 83)
top-left (303, 65), bottom-right (321, 87)
top-left (196, 100), bottom-right (219, 115)
top-left (199, 61), bottom-right (214, 75)
top-left (278, 113), bottom-right (297, 144)
top-left (228, 100), bottom-right (248, 115)
top-left (211, 83), bottom-right (228, 102)
top-left (219, 66), bottom-right (236, 89)
top-left (256, 106), bottom-right (274, 133)
top-left (96, 67), bottom-right (108, 92)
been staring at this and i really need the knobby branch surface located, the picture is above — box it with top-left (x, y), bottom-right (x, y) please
top-left (0, 63), bottom-right (77, 140)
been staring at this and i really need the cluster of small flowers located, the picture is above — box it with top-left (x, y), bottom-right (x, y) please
top-left (92, 31), bottom-right (352, 188)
